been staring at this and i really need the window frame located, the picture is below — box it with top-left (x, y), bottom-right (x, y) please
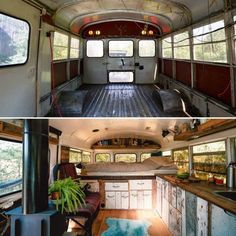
top-left (172, 147), bottom-right (189, 171)
top-left (140, 152), bottom-right (152, 162)
top-left (95, 153), bottom-right (111, 162)
top-left (192, 19), bottom-right (228, 64)
top-left (138, 40), bottom-right (156, 58)
top-left (162, 36), bottom-right (173, 59)
top-left (53, 31), bottom-right (69, 61)
top-left (173, 31), bottom-right (190, 60)
top-left (0, 137), bottom-right (22, 197)
top-left (86, 40), bottom-right (104, 58)
top-left (191, 140), bottom-right (227, 176)
top-left (70, 37), bottom-right (80, 59)
top-left (0, 12), bottom-right (31, 68)
top-left (108, 40), bottom-right (134, 58)
top-left (114, 153), bottom-right (137, 163)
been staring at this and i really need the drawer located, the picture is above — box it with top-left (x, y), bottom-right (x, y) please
top-left (105, 182), bottom-right (128, 191)
top-left (129, 180), bottom-right (152, 190)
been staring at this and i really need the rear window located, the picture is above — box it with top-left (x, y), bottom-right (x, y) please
top-left (0, 13), bottom-right (30, 67)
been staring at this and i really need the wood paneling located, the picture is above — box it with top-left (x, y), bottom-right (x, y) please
top-left (70, 60), bottom-right (79, 79)
top-left (195, 63), bottom-right (231, 106)
top-left (163, 59), bottom-right (173, 78)
top-left (176, 61), bottom-right (191, 86)
top-left (52, 62), bottom-right (67, 88)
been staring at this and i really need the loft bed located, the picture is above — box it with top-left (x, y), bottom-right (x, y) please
top-left (81, 157), bottom-right (177, 176)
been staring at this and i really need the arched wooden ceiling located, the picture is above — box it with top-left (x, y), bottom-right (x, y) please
top-left (35, 0), bottom-right (229, 36)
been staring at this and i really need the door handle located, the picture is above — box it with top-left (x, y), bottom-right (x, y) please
top-left (121, 58), bottom-right (125, 66)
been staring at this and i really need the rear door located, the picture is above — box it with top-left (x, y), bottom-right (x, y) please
top-left (107, 40), bottom-right (135, 83)
top-left (135, 39), bottom-right (157, 84)
top-left (83, 39), bottom-right (107, 84)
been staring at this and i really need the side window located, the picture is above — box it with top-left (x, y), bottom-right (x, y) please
top-left (69, 148), bottom-right (91, 163)
top-left (193, 20), bottom-right (227, 63)
top-left (162, 37), bottom-right (172, 58)
top-left (0, 13), bottom-right (30, 67)
top-left (53, 32), bottom-right (69, 60)
top-left (109, 40), bottom-right (133, 57)
top-left (70, 37), bottom-right (80, 59)
top-left (86, 40), bottom-right (104, 57)
top-left (0, 139), bottom-right (22, 196)
top-left (95, 153), bottom-right (111, 162)
top-left (139, 40), bottom-right (155, 57)
top-left (114, 153), bottom-right (137, 163)
top-left (141, 153), bottom-right (151, 162)
top-left (173, 31), bottom-right (190, 60)
top-left (173, 148), bottom-right (189, 171)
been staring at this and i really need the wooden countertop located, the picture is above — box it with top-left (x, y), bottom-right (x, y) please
top-left (80, 175), bottom-right (156, 180)
top-left (157, 174), bottom-right (236, 215)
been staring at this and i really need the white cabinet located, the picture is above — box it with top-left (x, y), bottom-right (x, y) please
top-left (130, 191), bottom-right (138, 209)
top-left (169, 205), bottom-right (182, 236)
top-left (129, 180), bottom-right (152, 190)
top-left (105, 191), bottom-right (116, 209)
top-left (156, 177), bottom-right (163, 217)
top-left (177, 187), bottom-right (186, 236)
top-left (105, 182), bottom-right (129, 209)
top-left (129, 180), bottom-right (153, 209)
top-left (162, 198), bottom-right (169, 226)
top-left (121, 192), bottom-right (129, 209)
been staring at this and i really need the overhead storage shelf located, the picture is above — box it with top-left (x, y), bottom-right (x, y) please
top-left (174, 119), bottom-right (236, 141)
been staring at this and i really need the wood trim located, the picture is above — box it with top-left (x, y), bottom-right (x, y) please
top-left (0, 121), bottom-right (59, 144)
top-left (92, 145), bottom-right (161, 150)
top-left (174, 119), bottom-right (236, 141)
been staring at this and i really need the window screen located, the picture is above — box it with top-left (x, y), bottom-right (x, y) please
top-left (0, 13), bottom-right (30, 67)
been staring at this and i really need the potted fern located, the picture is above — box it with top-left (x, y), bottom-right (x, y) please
top-left (49, 177), bottom-right (85, 214)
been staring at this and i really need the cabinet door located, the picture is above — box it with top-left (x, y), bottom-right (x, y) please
top-left (106, 192), bottom-right (116, 209)
top-left (156, 181), bottom-right (162, 216)
top-left (138, 191), bottom-right (144, 209)
top-left (115, 192), bottom-right (122, 209)
top-left (130, 191), bottom-right (138, 209)
top-left (211, 204), bottom-right (236, 236)
top-left (177, 187), bottom-right (186, 236)
top-left (171, 185), bottom-right (177, 208)
top-left (186, 191), bottom-right (197, 236)
top-left (143, 190), bottom-right (152, 209)
top-left (197, 197), bottom-right (208, 236)
top-left (169, 205), bottom-right (182, 236)
top-left (162, 198), bottom-right (169, 226)
top-left (121, 192), bottom-right (129, 209)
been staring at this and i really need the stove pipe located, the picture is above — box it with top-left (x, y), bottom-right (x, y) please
top-left (22, 119), bottom-right (49, 214)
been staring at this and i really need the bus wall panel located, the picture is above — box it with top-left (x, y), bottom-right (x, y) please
top-left (53, 62), bottom-right (67, 88)
top-left (159, 75), bottom-right (234, 117)
top-left (0, 0), bottom-right (41, 116)
top-left (70, 60), bottom-right (79, 79)
top-left (163, 59), bottom-right (173, 78)
top-left (195, 64), bottom-right (231, 106)
top-left (176, 61), bottom-right (191, 86)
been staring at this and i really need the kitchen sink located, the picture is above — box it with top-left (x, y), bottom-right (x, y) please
top-left (214, 191), bottom-right (236, 202)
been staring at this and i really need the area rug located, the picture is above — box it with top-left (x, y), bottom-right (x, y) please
top-left (101, 218), bottom-right (151, 236)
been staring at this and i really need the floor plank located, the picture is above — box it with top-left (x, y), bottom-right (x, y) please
top-left (92, 209), bottom-right (171, 236)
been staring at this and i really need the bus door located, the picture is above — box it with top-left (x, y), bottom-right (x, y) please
top-left (83, 39), bottom-right (107, 84)
top-left (135, 40), bottom-right (157, 84)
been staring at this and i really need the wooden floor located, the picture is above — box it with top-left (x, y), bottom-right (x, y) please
top-left (92, 209), bottom-right (171, 236)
